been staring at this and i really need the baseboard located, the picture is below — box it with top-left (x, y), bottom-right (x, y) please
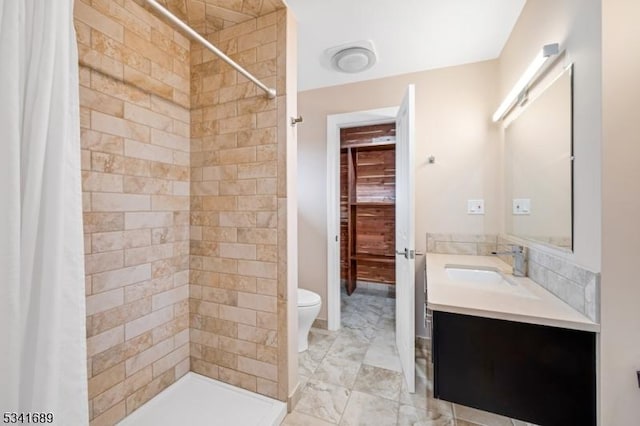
top-left (415, 335), bottom-right (431, 351)
top-left (312, 318), bottom-right (328, 330)
top-left (287, 380), bottom-right (304, 412)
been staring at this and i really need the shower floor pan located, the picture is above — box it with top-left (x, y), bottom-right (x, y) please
top-left (117, 372), bottom-right (287, 426)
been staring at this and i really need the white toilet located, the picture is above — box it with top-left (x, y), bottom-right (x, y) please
top-left (297, 288), bottom-right (321, 352)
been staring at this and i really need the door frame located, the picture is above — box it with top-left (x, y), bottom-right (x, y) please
top-left (326, 106), bottom-right (399, 331)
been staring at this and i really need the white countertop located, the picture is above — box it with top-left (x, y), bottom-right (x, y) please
top-left (426, 253), bottom-right (600, 332)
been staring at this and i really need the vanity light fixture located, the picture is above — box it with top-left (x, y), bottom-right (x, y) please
top-left (492, 43), bottom-right (560, 122)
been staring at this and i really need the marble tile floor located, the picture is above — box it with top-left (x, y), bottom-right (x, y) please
top-left (282, 286), bottom-right (535, 426)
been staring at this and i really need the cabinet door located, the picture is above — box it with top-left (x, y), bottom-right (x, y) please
top-left (433, 311), bottom-right (596, 426)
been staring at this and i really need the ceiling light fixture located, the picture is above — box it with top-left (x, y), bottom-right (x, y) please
top-left (331, 47), bottom-right (376, 73)
top-left (492, 43), bottom-right (560, 122)
top-left (326, 41), bottom-right (377, 74)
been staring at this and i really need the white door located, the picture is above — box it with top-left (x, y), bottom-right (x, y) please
top-left (395, 85), bottom-right (416, 393)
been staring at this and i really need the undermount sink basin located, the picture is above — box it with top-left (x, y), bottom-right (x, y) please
top-left (445, 266), bottom-right (505, 285)
top-left (443, 264), bottom-right (536, 299)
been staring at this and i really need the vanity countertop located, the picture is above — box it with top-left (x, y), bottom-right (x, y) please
top-left (426, 253), bottom-right (600, 332)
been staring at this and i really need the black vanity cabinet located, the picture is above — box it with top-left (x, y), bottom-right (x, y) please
top-left (432, 311), bottom-right (596, 426)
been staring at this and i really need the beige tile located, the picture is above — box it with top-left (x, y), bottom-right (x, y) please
top-left (282, 411), bottom-right (336, 426)
top-left (237, 195), bottom-right (277, 211)
top-left (124, 243), bottom-right (173, 266)
top-left (92, 111), bottom-right (150, 142)
top-left (123, 365), bottom-right (153, 396)
top-left (125, 337), bottom-right (174, 376)
top-left (87, 326), bottom-right (125, 357)
top-left (237, 292), bottom-right (276, 312)
top-left (219, 180), bottom-right (257, 196)
top-left (124, 212), bottom-right (173, 229)
top-left (124, 103), bottom-right (173, 131)
top-left (88, 362), bottom-right (125, 399)
top-left (312, 355), bottom-right (360, 389)
top-left (219, 336), bottom-right (257, 357)
top-left (398, 404), bottom-right (454, 426)
top-left (237, 355), bottom-right (277, 381)
top-left (256, 311), bottom-right (278, 330)
top-left (219, 146), bottom-right (257, 164)
top-left (92, 264), bottom-right (151, 293)
top-left (123, 176), bottom-right (172, 195)
top-left (91, 71), bottom-right (150, 108)
top-left (92, 192), bottom-right (150, 212)
top-left (256, 377), bottom-right (278, 399)
top-left (152, 343), bottom-right (189, 378)
top-left (83, 171), bottom-right (124, 193)
top-left (453, 404), bottom-right (513, 426)
top-left (74, 0), bottom-right (124, 43)
top-left (237, 25), bottom-right (277, 52)
top-left (295, 379), bottom-right (350, 424)
top-left (92, 381), bottom-right (125, 417)
top-left (87, 288), bottom-right (124, 315)
top-left (353, 364), bottom-right (403, 401)
top-left (125, 306), bottom-right (174, 340)
top-left (85, 251), bottom-right (124, 275)
top-left (237, 324), bottom-right (277, 346)
top-left (80, 86), bottom-right (125, 118)
top-left (218, 366), bottom-right (257, 392)
top-left (91, 231), bottom-right (125, 253)
top-left (219, 305), bottom-right (257, 326)
top-left (125, 369), bottom-right (175, 413)
top-left (90, 400), bottom-right (126, 426)
top-left (237, 259), bottom-right (277, 279)
top-left (92, 332), bottom-right (153, 376)
top-left (91, 152), bottom-right (125, 174)
top-left (125, 139), bottom-right (174, 164)
top-left (340, 390), bottom-right (399, 426)
top-left (81, 130), bottom-right (124, 155)
top-left (152, 285), bottom-right (189, 310)
top-left (219, 242), bottom-right (257, 260)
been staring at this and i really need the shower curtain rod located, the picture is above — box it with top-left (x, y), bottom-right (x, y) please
top-left (144, 0), bottom-right (277, 99)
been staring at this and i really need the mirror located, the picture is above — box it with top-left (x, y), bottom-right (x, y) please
top-left (504, 65), bottom-right (573, 250)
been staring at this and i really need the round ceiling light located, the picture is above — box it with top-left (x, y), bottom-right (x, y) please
top-left (331, 47), bottom-right (376, 73)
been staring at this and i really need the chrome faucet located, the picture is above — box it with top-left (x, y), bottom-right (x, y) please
top-left (491, 244), bottom-right (527, 277)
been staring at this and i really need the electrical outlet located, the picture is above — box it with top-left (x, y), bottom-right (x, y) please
top-left (468, 199), bottom-right (484, 215)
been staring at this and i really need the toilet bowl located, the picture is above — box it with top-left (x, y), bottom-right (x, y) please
top-left (297, 288), bottom-right (321, 352)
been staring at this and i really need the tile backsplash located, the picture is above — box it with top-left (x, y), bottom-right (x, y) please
top-left (526, 247), bottom-right (599, 322)
top-left (427, 233), bottom-right (498, 255)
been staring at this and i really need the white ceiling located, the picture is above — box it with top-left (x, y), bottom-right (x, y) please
top-left (286, 0), bottom-right (526, 91)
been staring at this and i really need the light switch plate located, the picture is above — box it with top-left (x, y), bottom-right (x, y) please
top-left (467, 199), bottom-right (484, 215)
top-left (513, 198), bottom-right (531, 215)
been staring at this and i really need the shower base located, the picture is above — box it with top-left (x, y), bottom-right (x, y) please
top-left (117, 372), bottom-right (287, 426)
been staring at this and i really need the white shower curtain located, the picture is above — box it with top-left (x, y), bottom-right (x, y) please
top-left (0, 1), bottom-right (89, 424)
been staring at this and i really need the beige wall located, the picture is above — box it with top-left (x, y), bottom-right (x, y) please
top-left (189, 9), bottom-right (292, 401)
top-left (601, 0), bottom-right (640, 423)
top-left (297, 61), bottom-right (500, 335)
top-left (498, 0), bottom-right (602, 270)
top-left (75, 0), bottom-right (191, 424)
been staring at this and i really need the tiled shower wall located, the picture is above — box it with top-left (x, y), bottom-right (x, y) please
top-left (75, 1), bottom-right (191, 424)
top-left (189, 10), bottom-right (290, 400)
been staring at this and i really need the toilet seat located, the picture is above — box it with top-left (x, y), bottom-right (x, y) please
top-left (298, 288), bottom-right (321, 307)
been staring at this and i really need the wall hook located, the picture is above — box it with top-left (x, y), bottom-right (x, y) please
top-left (290, 116), bottom-right (303, 127)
